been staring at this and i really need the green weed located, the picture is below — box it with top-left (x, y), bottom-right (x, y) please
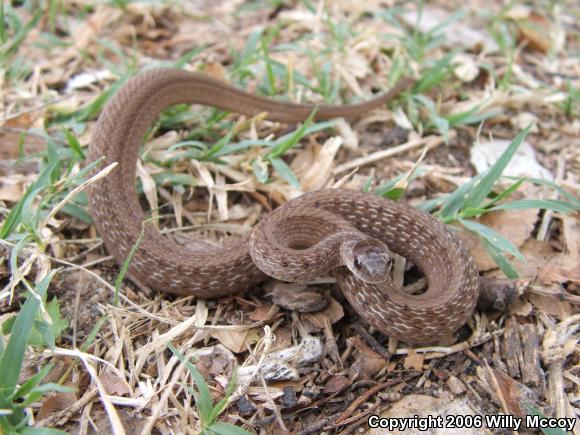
top-left (168, 343), bottom-right (251, 435)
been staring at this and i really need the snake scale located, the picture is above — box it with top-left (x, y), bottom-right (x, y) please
top-left (88, 68), bottom-right (479, 343)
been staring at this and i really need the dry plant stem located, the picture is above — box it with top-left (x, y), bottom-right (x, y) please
top-left (537, 154), bottom-right (566, 241)
top-left (35, 388), bottom-right (99, 428)
top-left (140, 359), bottom-right (187, 435)
top-left (334, 380), bottom-right (399, 424)
top-left (78, 353), bottom-right (126, 435)
top-left (332, 135), bottom-right (445, 175)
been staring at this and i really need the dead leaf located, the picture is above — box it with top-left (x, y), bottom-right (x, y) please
top-left (348, 336), bottom-right (387, 378)
top-left (211, 328), bottom-right (260, 353)
top-left (403, 349), bottom-right (424, 371)
top-left (303, 297), bottom-right (344, 328)
top-left (99, 370), bottom-right (132, 396)
top-left (470, 139), bottom-right (553, 180)
top-left (37, 388), bottom-right (78, 421)
top-left (479, 368), bottom-right (538, 417)
top-left (323, 375), bottom-right (351, 394)
top-left (538, 258), bottom-right (580, 285)
top-left (517, 13), bottom-right (552, 54)
top-left (248, 304), bottom-right (282, 322)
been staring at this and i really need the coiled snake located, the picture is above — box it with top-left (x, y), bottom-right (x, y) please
top-left (88, 68), bottom-right (479, 343)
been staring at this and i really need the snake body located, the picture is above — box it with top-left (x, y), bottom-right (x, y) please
top-left (88, 68), bottom-right (479, 343)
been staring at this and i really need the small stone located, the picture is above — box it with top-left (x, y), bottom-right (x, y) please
top-left (281, 386), bottom-right (298, 408)
top-left (237, 395), bottom-right (256, 417)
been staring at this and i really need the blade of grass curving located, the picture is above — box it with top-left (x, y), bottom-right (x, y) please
top-left (0, 10), bottom-right (40, 62)
top-left (506, 176), bottom-right (580, 206)
top-left (209, 369), bottom-right (238, 423)
top-left (20, 383), bottom-right (73, 407)
top-left (62, 129), bottom-right (86, 160)
top-left (459, 218), bottom-right (525, 262)
top-left (436, 173), bottom-right (482, 222)
top-left (19, 427), bottom-right (66, 435)
top-left (0, 270), bottom-right (59, 398)
top-left (168, 342), bottom-right (213, 426)
top-left (203, 131), bottom-right (233, 160)
top-left (0, 1), bottom-right (5, 43)
top-left (270, 157), bottom-right (301, 189)
top-left (417, 194), bottom-right (450, 213)
top-left (481, 177), bottom-right (527, 209)
top-left (113, 228), bottom-right (144, 306)
top-left (0, 158), bottom-right (59, 239)
top-left (482, 240), bottom-right (519, 278)
top-left (267, 108), bottom-right (317, 159)
top-left (206, 421), bottom-right (252, 435)
top-left (11, 364), bottom-right (53, 401)
top-left (463, 125), bottom-right (532, 210)
top-left (80, 315), bottom-right (108, 352)
top-left (489, 199), bottom-right (579, 213)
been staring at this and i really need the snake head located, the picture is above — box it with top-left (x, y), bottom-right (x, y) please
top-left (340, 237), bottom-right (392, 283)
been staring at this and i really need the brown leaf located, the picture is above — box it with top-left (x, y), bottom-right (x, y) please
top-left (348, 336), bottom-right (387, 378)
top-left (518, 13), bottom-right (552, 54)
top-left (482, 368), bottom-right (537, 417)
top-left (99, 371), bottom-right (132, 396)
top-left (323, 375), bottom-right (351, 394)
top-left (248, 304), bottom-right (282, 322)
top-left (37, 388), bottom-right (77, 421)
top-left (538, 258), bottom-right (580, 285)
top-left (403, 349), bottom-right (424, 371)
top-left (212, 328), bottom-right (260, 353)
top-left (303, 297), bottom-right (344, 328)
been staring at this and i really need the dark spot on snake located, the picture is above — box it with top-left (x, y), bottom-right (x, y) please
top-left (281, 260), bottom-right (289, 267)
top-left (314, 201), bottom-right (320, 207)
top-left (303, 262), bottom-right (310, 268)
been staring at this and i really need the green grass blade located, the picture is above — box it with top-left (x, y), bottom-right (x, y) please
top-left (437, 174), bottom-right (482, 222)
top-left (0, 159), bottom-right (59, 239)
top-left (522, 404), bottom-right (568, 435)
top-left (113, 228), bottom-right (144, 306)
top-left (482, 240), bottom-right (519, 278)
top-left (505, 176), bottom-right (580, 206)
top-left (62, 129), bottom-right (86, 160)
top-left (80, 315), bottom-right (108, 352)
top-left (209, 369), bottom-right (238, 422)
top-left (206, 422), bottom-right (251, 435)
top-left (267, 109), bottom-right (317, 159)
top-left (458, 218), bottom-right (525, 262)
top-left (0, 10), bottom-right (41, 62)
top-left (11, 364), bottom-right (52, 402)
top-left (489, 199), bottom-right (580, 213)
top-left (481, 177), bottom-right (527, 209)
top-left (0, 270), bottom-right (59, 397)
top-left (463, 125), bottom-right (532, 209)
top-left (19, 427), bottom-right (67, 435)
top-left (270, 157), bottom-right (300, 189)
top-left (167, 342), bottom-right (213, 426)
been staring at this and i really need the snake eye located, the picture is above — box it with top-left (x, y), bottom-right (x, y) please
top-left (341, 238), bottom-right (392, 284)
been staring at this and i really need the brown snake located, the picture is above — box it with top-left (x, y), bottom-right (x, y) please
top-left (88, 68), bottom-right (479, 343)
